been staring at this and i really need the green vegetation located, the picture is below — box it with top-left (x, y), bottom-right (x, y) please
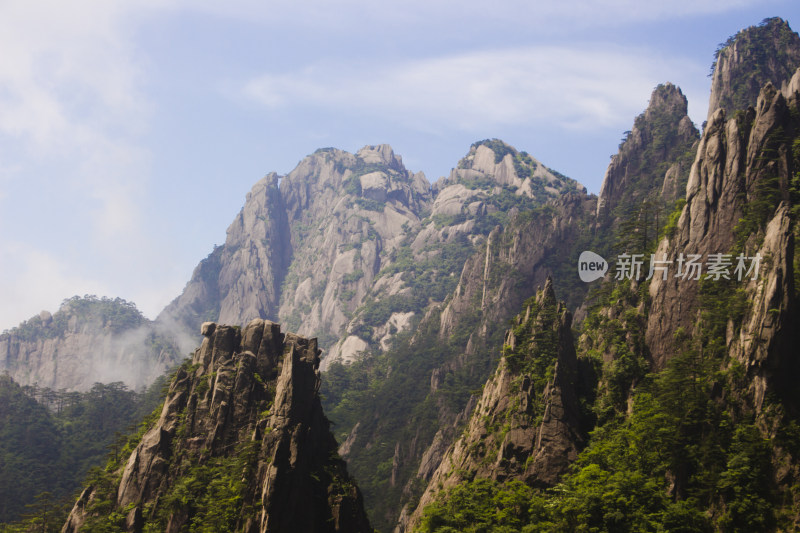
top-left (661, 198), bottom-right (687, 239)
top-left (0, 374), bottom-right (169, 529)
top-left (418, 479), bottom-right (551, 533)
top-left (2, 295), bottom-right (147, 341)
top-left (125, 441), bottom-right (258, 533)
top-left (710, 18), bottom-right (800, 110)
top-left (322, 304), bottom-right (496, 532)
top-left (415, 264), bottom-right (785, 531)
top-left (355, 197), bottom-right (386, 212)
top-left (503, 292), bottom-right (560, 411)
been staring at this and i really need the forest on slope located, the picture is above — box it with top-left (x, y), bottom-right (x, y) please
top-left (2, 15), bottom-right (800, 533)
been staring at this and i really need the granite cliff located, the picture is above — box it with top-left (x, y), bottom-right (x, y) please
top-left (708, 17), bottom-right (800, 120)
top-left (0, 296), bottom-right (181, 391)
top-left (398, 19), bottom-right (800, 533)
top-left (6, 14), bottom-right (800, 533)
top-left (62, 320), bottom-right (372, 533)
top-left (160, 140), bottom-right (581, 371)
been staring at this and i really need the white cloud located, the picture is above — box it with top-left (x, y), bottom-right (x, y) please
top-left (242, 46), bottom-right (707, 133)
top-left (0, 1), bottom-right (169, 329)
top-left (0, 1), bottom-right (157, 146)
top-left (0, 1), bottom-right (157, 239)
top-left (179, 0), bottom-right (766, 29)
top-left (0, 243), bottom-right (111, 331)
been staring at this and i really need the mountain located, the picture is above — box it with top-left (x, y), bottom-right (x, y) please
top-left (647, 69), bottom-right (800, 369)
top-left (0, 296), bottom-right (182, 391)
top-left (708, 17), bottom-right (800, 120)
top-left (62, 320), bottom-right (372, 532)
top-left (596, 83), bottom-right (699, 226)
top-left (407, 279), bottom-right (588, 529)
top-left (160, 141), bottom-right (582, 369)
top-left (5, 14), bottom-right (800, 533)
top-left (159, 145), bottom-right (432, 356)
top-left (400, 20), bottom-right (800, 533)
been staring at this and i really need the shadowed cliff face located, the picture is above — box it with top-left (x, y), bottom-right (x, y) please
top-left (406, 279), bottom-right (586, 531)
top-left (596, 83), bottom-right (699, 231)
top-left (647, 70), bottom-right (800, 371)
top-left (62, 320), bottom-right (372, 533)
top-left (157, 173), bottom-right (291, 354)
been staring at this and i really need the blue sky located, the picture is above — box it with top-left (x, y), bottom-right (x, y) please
top-left (1, 0), bottom-right (799, 331)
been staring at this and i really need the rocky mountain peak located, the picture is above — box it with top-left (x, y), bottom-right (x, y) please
top-left (644, 82), bottom-right (690, 121)
top-left (596, 82), bottom-right (699, 221)
top-left (356, 144), bottom-right (405, 172)
top-left (159, 144), bottom-right (434, 360)
top-left (708, 17), bottom-right (800, 120)
top-left (405, 279), bottom-right (585, 530)
top-left (646, 67), bottom-right (800, 371)
top-left (63, 319), bottom-right (373, 532)
top-left (440, 139), bottom-right (581, 200)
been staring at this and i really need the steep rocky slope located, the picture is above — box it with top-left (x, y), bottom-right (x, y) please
top-left (158, 174), bottom-right (291, 345)
top-left (277, 145), bottom-right (430, 351)
top-left (647, 69), bottom-right (800, 370)
top-left (62, 320), bottom-right (372, 532)
top-left (160, 139), bottom-right (581, 371)
top-left (326, 140), bottom-right (583, 367)
top-left (319, 146), bottom-right (592, 531)
top-left (159, 145), bottom-right (432, 358)
top-left (403, 21), bottom-right (800, 533)
top-left (596, 83), bottom-right (699, 235)
top-left (708, 17), bottom-right (800, 120)
top-left (407, 279), bottom-right (587, 530)
top-left (0, 296), bottom-right (180, 391)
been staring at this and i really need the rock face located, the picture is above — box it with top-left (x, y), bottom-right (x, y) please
top-left (62, 320), bottom-right (372, 532)
top-left (438, 190), bottom-right (594, 342)
top-left (160, 140), bottom-right (583, 370)
top-left (647, 69), bottom-right (800, 369)
top-left (708, 17), bottom-right (800, 121)
top-left (596, 83), bottom-right (699, 224)
top-left (326, 140), bottom-right (584, 364)
top-left (406, 279), bottom-right (585, 531)
top-left (0, 297), bottom-right (180, 391)
top-left (277, 146), bottom-right (430, 352)
top-left (158, 173), bottom-right (291, 349)
top-left (395, 24), bottom-right (800, 532)
top-left (159, 145), bottom-right (431, 358)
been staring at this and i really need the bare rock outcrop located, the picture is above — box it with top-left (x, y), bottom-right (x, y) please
top-left (596, 83), bottom-right (699, 223)
top-left (708, 17), bottom-right (800, 121)
top-left (405, 279), bottom-right (585, 531)
top-left (647, 71), bottom-right (800, 369)
top-left (63, 320), bottom-right (372, 533)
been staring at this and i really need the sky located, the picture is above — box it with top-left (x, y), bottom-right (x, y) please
top-left (1, 0), bottom-right (799, 331)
